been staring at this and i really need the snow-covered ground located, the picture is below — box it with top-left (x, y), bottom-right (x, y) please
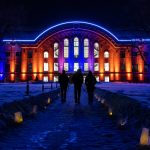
top-left (1, 82), bottom-right (150, 110)
top-left (0, 83), bottom-right (60, 106)
top-left (95, 82), bottom-right (150, 109)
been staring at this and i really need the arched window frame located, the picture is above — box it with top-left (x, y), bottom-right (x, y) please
top-left (54, 42), bottom-right (59, 58)
top-left (94, 42), bottom-right (99, 58)
top-left (84, 38), bottom-right (89, 58)
top-left (64, 38), bottom-right (69, 58)
top-left (104, 50), bottom-right (109, 58)
top-left (74, 37), bottom-right (79, 58)
top-left (43, 51), bottom-right (49, 58)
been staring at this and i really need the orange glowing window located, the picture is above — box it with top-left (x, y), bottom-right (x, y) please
top-left (104, 63), bottom-right (109, 71)
top-left (43, 76), bottom-right (48, 82)
top-left (44, 63), bottom-right (48, 71)
top-left (104, 76), bottom-right (109, 82)
top-left (104, 51), bottom-right (109, 58)
top-left (44, 51), bottom-right (49, 58)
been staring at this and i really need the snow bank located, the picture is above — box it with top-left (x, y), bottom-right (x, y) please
top-left (0, 82), bottom-right (60, 106)
top-left (95, 82), bottom-right (150, 109)
top-left (94, 86), bottom-right (150, 130)
top-left (0, 88), bottom-right (61, 131)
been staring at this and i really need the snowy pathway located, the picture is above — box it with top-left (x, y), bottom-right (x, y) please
top-left (0, 86), bottom-right (141, 149)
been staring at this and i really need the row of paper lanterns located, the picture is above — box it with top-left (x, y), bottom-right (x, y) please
top-left (14, 92), bottom-right (61, 124)
top-left (94, 93), bottom-right (150, 146)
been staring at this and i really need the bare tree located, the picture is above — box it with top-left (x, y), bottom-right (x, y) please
top-left (0, 0), bottom-right (27, 63)
top-left (120, 0), bottom-right (150, 66)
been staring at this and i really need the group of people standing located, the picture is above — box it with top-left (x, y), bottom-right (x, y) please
top-left (59, 69), bottom-right (96, 104)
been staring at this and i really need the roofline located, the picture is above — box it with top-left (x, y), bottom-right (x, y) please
top-left (2, 21), bottom-right (150, 43)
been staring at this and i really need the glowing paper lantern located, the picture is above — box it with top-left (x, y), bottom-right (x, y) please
top-left (101, 99), bottom-right (105, 104)
top-left (14, 112), bottom-right (23, 123)
top-left (109, 108), bottom-right (113, 115)
top-left (32, 105), bottom-right (37, 114)
top-left (98, 98), bottom-right (100, 101)
top-left (121, 119), bottom-right (127, 126)
top-left (140, 128), bottom-right (149, 145)
top-left (47, 98), bottom-right (50, 104)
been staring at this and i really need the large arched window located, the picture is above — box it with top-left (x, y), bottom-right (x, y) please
top-left (104, 51), bottom-right (109, 58)
top-left (44, 51), bottom-right (49, 58)
top-left (84, 39), bottom-right (89, 58)
top-left (94, 43), bottom-right (99, 58)
top-left (64, 39), bottom-right (69, 58)
top-left (54, 43), bottom-right (59, 58)
top-left (74, 37), bottom-right (79, 58)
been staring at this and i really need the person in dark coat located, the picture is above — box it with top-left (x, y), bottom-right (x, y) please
top-left (59, 70), bottom-right (69, 102)
top-left (35, 76), bottom-right (38, 82)
top-left (85, 71), bottom-right (96, 104)
top-left (72, 69), bottom-right (83, 103)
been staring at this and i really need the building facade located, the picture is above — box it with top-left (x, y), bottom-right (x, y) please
top-left (1, 21), bottom-right (150, 83)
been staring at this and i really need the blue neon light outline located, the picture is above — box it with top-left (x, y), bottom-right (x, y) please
top-left (2, 21), bottom-right (150, 42)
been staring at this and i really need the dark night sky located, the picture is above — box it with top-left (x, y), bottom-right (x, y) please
top-left (3, 0), bottom-right (150, 39)
top-left (21, 0), bottom-right (129, 31)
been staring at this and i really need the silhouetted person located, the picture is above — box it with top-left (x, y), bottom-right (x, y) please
top-left (35, 76), bottom-right (38, 82)
top-left (85, 71), bottom-right (96, 104)
top-left (72, 69), bottom-right (83, 103)
top-left (59, 70), bottom-right (69, 102)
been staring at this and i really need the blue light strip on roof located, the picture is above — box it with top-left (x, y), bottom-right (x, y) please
top-left (2, 21), bottom-right (149, 42)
